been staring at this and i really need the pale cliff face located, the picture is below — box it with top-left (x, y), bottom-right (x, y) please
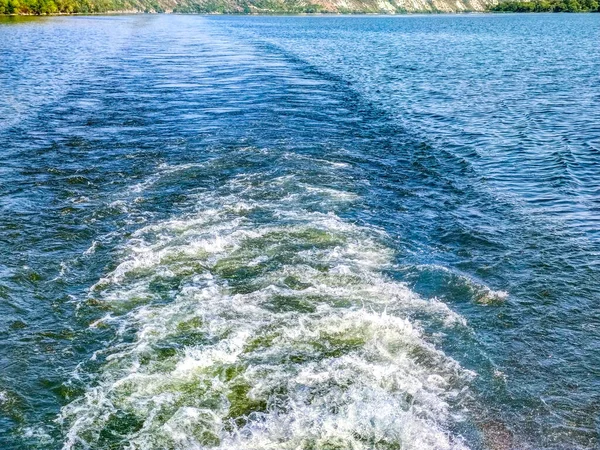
top-left (165, 0), bottom-right (499, 13)
top-left (312, 0), bottom-right (496, 11)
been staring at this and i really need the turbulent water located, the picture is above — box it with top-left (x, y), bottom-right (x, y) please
top-left (1, 13), bottom-right (599, 450)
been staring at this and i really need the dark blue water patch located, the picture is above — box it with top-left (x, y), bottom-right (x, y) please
top-left (218, 14), bottom-right (600, 236)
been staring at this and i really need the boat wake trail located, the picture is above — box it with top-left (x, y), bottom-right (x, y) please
top-left (60, 148), bottom-right (473, 449)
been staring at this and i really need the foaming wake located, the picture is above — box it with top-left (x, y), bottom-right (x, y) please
top-left (60, 150), bottom-right (473, 450)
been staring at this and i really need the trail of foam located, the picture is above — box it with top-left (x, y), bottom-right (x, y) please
top-left (60, 152), bottom-right (473, 450)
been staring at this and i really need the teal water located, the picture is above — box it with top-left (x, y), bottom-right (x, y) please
top-left (0, 13), bottom-right (599, 450)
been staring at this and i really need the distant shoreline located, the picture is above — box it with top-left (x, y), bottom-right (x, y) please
top-left (2, 11), bottom-right (600, 17)
top-left (1, 11), bottom-right (475, 16)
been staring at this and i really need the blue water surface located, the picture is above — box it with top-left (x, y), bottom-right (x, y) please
top-left (0, 13), bottom-right (599, 450)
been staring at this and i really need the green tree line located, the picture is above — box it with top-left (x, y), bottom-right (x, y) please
top-left (0, 0), bottom-right (142, 14)
top-left (0, 0), bottom-right (330, 14)
top-left (491, 0), bottom-right (599, 12)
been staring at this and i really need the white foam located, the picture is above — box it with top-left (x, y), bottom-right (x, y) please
top-left (61, 159), bottom-right (472, 450)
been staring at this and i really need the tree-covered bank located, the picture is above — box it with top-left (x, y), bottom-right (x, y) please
top-left (1, 0), bottom-right (328, 15)
top-left (491, 0), bottom-right (599, 11)
top-left (1, 0), bottom-right (146, 14)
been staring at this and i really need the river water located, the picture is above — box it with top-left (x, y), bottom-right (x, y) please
top-left (0, 13), bottom-right (599, 450)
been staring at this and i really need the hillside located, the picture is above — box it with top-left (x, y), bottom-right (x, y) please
top-left (1, 0), bottom-right (496, 15)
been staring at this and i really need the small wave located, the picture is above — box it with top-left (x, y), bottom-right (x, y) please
top-left (130, 162), bottom-right (210, 194)
top-left (413, 265), bottom-right (508, 306)
top-left (83, 241), bottom-right (100, 256)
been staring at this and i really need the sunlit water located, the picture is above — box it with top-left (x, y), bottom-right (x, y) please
top-left (0, 13), bottom-right (599, 450)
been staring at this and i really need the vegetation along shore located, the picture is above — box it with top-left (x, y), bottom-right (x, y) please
top-left (1, 0), bottom-right (598, 16)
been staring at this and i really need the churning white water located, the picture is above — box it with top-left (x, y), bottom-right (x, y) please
top-left (60, 151), bottom-right (474, 449)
